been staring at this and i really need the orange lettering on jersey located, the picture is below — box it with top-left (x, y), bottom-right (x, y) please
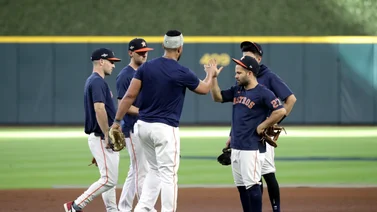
top-left (233, 96), bottom-right (255, 109)
top-left (247, 101), bottom-right (255, 109)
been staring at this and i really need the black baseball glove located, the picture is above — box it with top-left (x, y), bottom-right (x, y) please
top-left (217, 146), bottom-right (231, 166)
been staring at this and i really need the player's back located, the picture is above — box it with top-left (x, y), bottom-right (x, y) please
top-left (133, 57), bottom-right (199, 128)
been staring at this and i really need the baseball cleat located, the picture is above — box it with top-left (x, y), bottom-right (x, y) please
top-left (63, 201), bottom-right (82, 212)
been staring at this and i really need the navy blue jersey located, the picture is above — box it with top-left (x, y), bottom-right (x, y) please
top-left (221, 84), bottom-right (283, 151)
top-left (229, 64), bottom-right (293, 151)
top-left (133, 57), bottom-right (200, 127)
top-left (258, 64), bottom-right (293, 101)
top-left (116, 65), bottom-right (142, 137)
top-left (84, 72), bottom-right (116, 137)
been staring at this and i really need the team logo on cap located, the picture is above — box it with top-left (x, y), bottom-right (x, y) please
top-left (141, 41), bottom-right (146, 47)
top-left (101, 53), bottom-right (108, 57)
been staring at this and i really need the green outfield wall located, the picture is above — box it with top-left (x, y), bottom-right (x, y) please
top-left (1, 36), bottom-right (376, 125)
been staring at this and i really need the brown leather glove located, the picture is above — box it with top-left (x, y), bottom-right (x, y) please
top-left (88, 157), bottom-right (98, 167)
top-left (261, 125), bottom-right (286, 148)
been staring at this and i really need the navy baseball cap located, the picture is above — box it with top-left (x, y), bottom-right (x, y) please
top-left (129, 38), bottom-right (154, 52)
top-left (240, 41), bottom-right (263, 56)
top-left (91, 48), bottom-right (121, 62)
top-left (232, 56), bottom-right (260, 75)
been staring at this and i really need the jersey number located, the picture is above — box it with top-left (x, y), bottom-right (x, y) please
top-left (271, 99), bottom-right (280, 109)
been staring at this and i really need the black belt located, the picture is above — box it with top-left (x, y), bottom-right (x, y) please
top-left (94, 132), bottom-right (104, 139)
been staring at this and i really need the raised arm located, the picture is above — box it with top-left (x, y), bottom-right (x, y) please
top-left (193, 58), bottom-right (223, 95)
top-left (210, 77), bottom-right (223, 102)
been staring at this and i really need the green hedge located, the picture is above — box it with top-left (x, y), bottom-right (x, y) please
top-left (1, 0), bottom-right (376, 35)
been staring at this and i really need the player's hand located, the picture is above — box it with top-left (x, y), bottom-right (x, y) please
top-left (104, 134), bottom-right (111, 149)
top-left (225, 136), bottom-right (231, 148)
top-left (204, 58), bottom-right (223, 78)
top-left (111, 122), bottom-right (121, 130)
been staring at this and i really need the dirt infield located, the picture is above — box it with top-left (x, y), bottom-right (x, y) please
top-left (1, 187), bottom-right (377, 212)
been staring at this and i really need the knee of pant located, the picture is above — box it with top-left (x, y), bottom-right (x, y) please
top-left (105, 180), bottom-right (116, 187)
top-left (158, 165), bottom-right (176, 175)
top-left (245, 181), bottom-right (261, 190)
top-left (237, 186), bottom-right (246, 193)
top-left (158, 166), bottom-right (176, 182)
top-left (105, 176), bottom-right (118, 187)
top-left (263, 173), bottom-right (277, 185)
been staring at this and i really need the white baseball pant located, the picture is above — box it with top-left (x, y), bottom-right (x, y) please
top-left (261, 143), bottom-right (276, 175)
top-left (134, 120), bottom-right (179, 212)
top-left (73, 133), bottom-right (119, 212)
top-left (231, 149), bottom-right (262, 189)
top-left (118, 128), bottom-right (150, 212)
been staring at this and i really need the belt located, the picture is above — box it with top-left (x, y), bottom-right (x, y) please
top-left (94, 132), bottom-right (104, 139)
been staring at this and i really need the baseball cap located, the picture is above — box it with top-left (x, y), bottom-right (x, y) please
top-left (91, 48), bottom-right (121, 62)
top-left (163, 30), bottom-right (184, 49)
top-left (128, 38), bottom-right (154, 52)
top-left (240, 41), bottom-right (263, 56)
top-left (232, 56), bottom-right (260, 75)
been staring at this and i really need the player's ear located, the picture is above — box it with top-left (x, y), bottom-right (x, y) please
top-left (257, 56), bottom-right (262, 63)
top-left (128, 50), bottom-right (133, 58)
top-left (177, 46), bottom-right (182, 54)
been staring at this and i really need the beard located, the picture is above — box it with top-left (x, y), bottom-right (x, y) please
top-left (177, 54), bottom-right (181, 61)
top-left (237, 79), bottom-right (249, 87)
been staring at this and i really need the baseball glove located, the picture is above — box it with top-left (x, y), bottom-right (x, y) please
top-left (260, 125), bottom-right (286, 148)
top-left (217, 146), bottom-right (231, 166)
top-left (108, 127), bottom-right (126, 152)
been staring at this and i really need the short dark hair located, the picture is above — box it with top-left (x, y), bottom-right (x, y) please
top-left (242, 46), bottom-right (261, 57)
top-left (163, 46), bottom-right (179, 51)
top-left (165, 30), bottom-right (182, 37)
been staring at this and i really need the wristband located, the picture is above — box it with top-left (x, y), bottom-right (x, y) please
top-left (114, 119), bottom-right (121, 125)
top-left (277, 115), bottom-right (287, 124)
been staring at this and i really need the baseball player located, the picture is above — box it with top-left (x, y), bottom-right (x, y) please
top-left (210, 55), bottom-right (286, 212)
top-left (111, 30), bottom-right (217, 212)
top-left (63, 48), bottom-right (122, 212)
top-left (226, 42), bottom-right (297, 212)
top-left (116, 38), bottom-right (156, 212)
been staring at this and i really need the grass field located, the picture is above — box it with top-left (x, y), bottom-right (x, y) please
top-left (0, 126), bottom-right (376, 189)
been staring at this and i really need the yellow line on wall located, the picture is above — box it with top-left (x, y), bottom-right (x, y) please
top-left (1, 36), bottom-right (377, 43)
